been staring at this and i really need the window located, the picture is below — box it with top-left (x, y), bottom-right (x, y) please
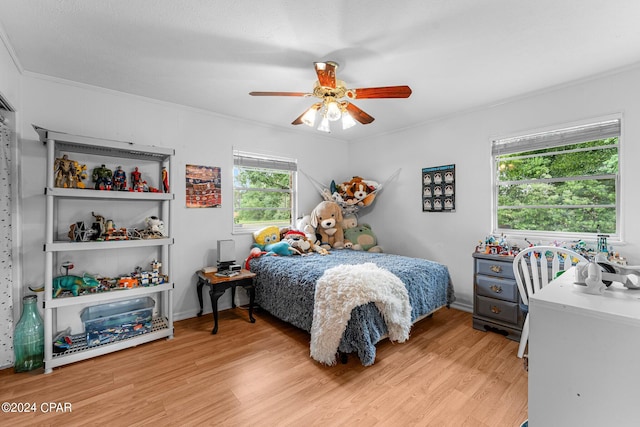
top-left (233, 150), bottom-right (297, 233)
top-left (492, 118), bottom-right (620, 237)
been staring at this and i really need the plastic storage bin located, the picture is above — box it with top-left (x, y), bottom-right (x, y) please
top-left (81, 297), bottom-right (155, 347)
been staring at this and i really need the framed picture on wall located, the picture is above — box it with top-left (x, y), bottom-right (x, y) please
top-left (422, 164), bottom-right (455, 212)
top-left (186, 164), bottom-right (221, 208)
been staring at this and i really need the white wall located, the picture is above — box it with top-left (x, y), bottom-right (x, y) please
top-left (351, 65), bottom-right (640, 309)
top-left (17, 73), bottom-right (348, 329)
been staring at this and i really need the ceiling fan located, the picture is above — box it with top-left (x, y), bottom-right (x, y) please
top-left (249, 61), bottom-right (412, 132)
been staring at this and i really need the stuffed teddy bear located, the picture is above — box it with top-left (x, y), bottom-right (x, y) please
top-left (340, 214), bottom-right (359, 249)
top-left (341, 213), bottom-right (358, 230)
top-left (310, 200), bottom-right (345, 249)
top-left (344, 223), bottom-right (382, 253)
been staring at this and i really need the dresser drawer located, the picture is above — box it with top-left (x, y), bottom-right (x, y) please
top-left (476, 275), bottom-right (518, 302)
top-left (476, 258), bottom-right (515, 279)
top-left (475, 295), bottom-right (519, 324)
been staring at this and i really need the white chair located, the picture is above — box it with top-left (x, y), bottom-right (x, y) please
top-left (512, 245), bottom-right (588, 358)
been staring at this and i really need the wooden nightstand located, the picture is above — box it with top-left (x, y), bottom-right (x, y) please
top-left (196, 269), bottom-right (256, 334)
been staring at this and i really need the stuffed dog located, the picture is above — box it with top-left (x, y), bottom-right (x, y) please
top-left (310, 201), bottom-right (345, 249)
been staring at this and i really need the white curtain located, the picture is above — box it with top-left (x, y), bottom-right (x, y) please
top-left (0, 119), bottom-right (13, 367)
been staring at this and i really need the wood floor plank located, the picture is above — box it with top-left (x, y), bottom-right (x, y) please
top-left (0, 308), bottom-right (528, 426)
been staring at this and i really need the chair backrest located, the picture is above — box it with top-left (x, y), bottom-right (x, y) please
top-left (512, 246), bottom-right (588, 306)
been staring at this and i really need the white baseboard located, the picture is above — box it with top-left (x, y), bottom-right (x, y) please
top-left (450, 301), bottom-right (472, 313)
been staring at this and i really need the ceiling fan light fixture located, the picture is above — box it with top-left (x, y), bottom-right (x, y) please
top-left (341, 111), bottom-right (357, 130)
top-left (250, 60), bottom-right (411, 131)
top-left (317, 117), bottom-right (331, 133)
top-left (301, 105), bottom-right (319, 127)
top-left (325, 100), bottom-right (342, 121)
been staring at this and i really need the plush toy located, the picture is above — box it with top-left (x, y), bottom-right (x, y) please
top-left (265, 241), bottom-right (297, 256)
top-left (294, 217), bottom-right (330, 255)
top-left (252, 225), bottom-right (296, 255)
top-left (341, 214), bottom-right (358, 230)
top-left (284, 230), bottom-right (329, 255)
top-left (244, 247), bottom-right (266, 270)
top-left (252, 225), bottom-right (280, 250)
top-left (283, 230), bottom-right (310, 254)
top-left (344, 224), bottom-right (382, 253)
top-left (310, 201), bottom-right (345, 249)
top-left (351, 181), bottom-right (376, 206)
top-left (296, 215), bottom-right (317, 241)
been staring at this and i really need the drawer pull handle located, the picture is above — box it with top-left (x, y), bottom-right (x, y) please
top-left (490, 285), bottom-right (503, 293)
top-left (490, 265), bottom-right (502, 273)
top-left (491, 305), bottom-right (501, 314)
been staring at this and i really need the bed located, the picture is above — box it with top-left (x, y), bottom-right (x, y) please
top-left (248, 250), bottom-right (454, 366)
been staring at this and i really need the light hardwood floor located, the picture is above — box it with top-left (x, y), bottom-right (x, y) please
top-left (0, 307), bottom-right (528, 426)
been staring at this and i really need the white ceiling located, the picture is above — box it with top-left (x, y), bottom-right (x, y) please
top-left (2, 0), bottom-right (640, 141)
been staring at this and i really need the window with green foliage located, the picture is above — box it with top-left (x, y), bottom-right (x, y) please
top-left (492, 119), bottom-right (620, 237)
top-left (233, 150), bottom-right (297, 233)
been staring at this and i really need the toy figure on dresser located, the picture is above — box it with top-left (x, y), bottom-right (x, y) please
top-left (130, 167), bottom-right (142, 191)
top-left (113, 166), bottom-right (127, 191)
top-left (92, 164), bottom-right (113, 190)
top-left (162, 166), bottom-right (169, 193)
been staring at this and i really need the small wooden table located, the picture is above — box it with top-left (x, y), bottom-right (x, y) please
top-left (196, 269), bottom-right (256, 334)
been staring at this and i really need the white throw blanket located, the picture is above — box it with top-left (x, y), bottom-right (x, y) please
top-left (310, 262), bottom-right (412, 365)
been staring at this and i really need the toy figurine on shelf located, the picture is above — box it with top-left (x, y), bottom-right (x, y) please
top-left (54, 154), bottom-right (75, 188)
top-left (91, 212), bottom-right (106, 240)
top-left (162, 166), bottom-right (169, 193)
top-left (92, 164), bottom-right (113, 190)
top-left (130, 167), bottom-right (142, 191)
top-left (71, 160), bottom-right (88, 188)
top-left (113, 166), bottom-right (127, 191)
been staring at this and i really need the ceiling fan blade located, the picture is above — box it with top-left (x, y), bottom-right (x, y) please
top-left (314, 61), bottom-right (338, 88)
top-left (346, 85), bottom-right (412, 99)
top-left (345, 103), bottom-right (375, 125)
top-left (292, 103), bottom-right (322, 125)
top-left (249, 91), bottom-right (309, 97)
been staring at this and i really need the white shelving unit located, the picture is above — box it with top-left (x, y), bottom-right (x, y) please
top-left (34, 125), bottom-right (175, 374)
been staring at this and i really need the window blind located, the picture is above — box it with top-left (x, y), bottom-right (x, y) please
top-left (492, 119), bottom-right (620, 156)
top-left (233, 150), bottom-right (297, 171)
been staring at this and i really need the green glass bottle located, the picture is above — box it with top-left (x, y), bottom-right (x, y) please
top-left (13, 295), bottom-right (44, 372)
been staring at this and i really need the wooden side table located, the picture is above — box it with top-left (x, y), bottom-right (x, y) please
top-left (196, 269), bottom-right (256, 334)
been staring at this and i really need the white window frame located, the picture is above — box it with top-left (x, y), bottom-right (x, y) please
top-left (232, 150), bottom-right (297, 234)
top-left (491, 116), bottom-right (621, 241)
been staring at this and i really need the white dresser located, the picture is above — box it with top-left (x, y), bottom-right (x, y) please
top-left (528, 267), bottom-right (640, 426)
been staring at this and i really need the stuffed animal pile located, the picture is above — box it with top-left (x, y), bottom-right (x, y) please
top-left (328, 176), bottom-right (379, 209)
top-left (244, 197), bottom-right (384, 270)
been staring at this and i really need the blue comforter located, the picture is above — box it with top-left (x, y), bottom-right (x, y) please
top-left (249, 250), bottom-right (454, 366)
